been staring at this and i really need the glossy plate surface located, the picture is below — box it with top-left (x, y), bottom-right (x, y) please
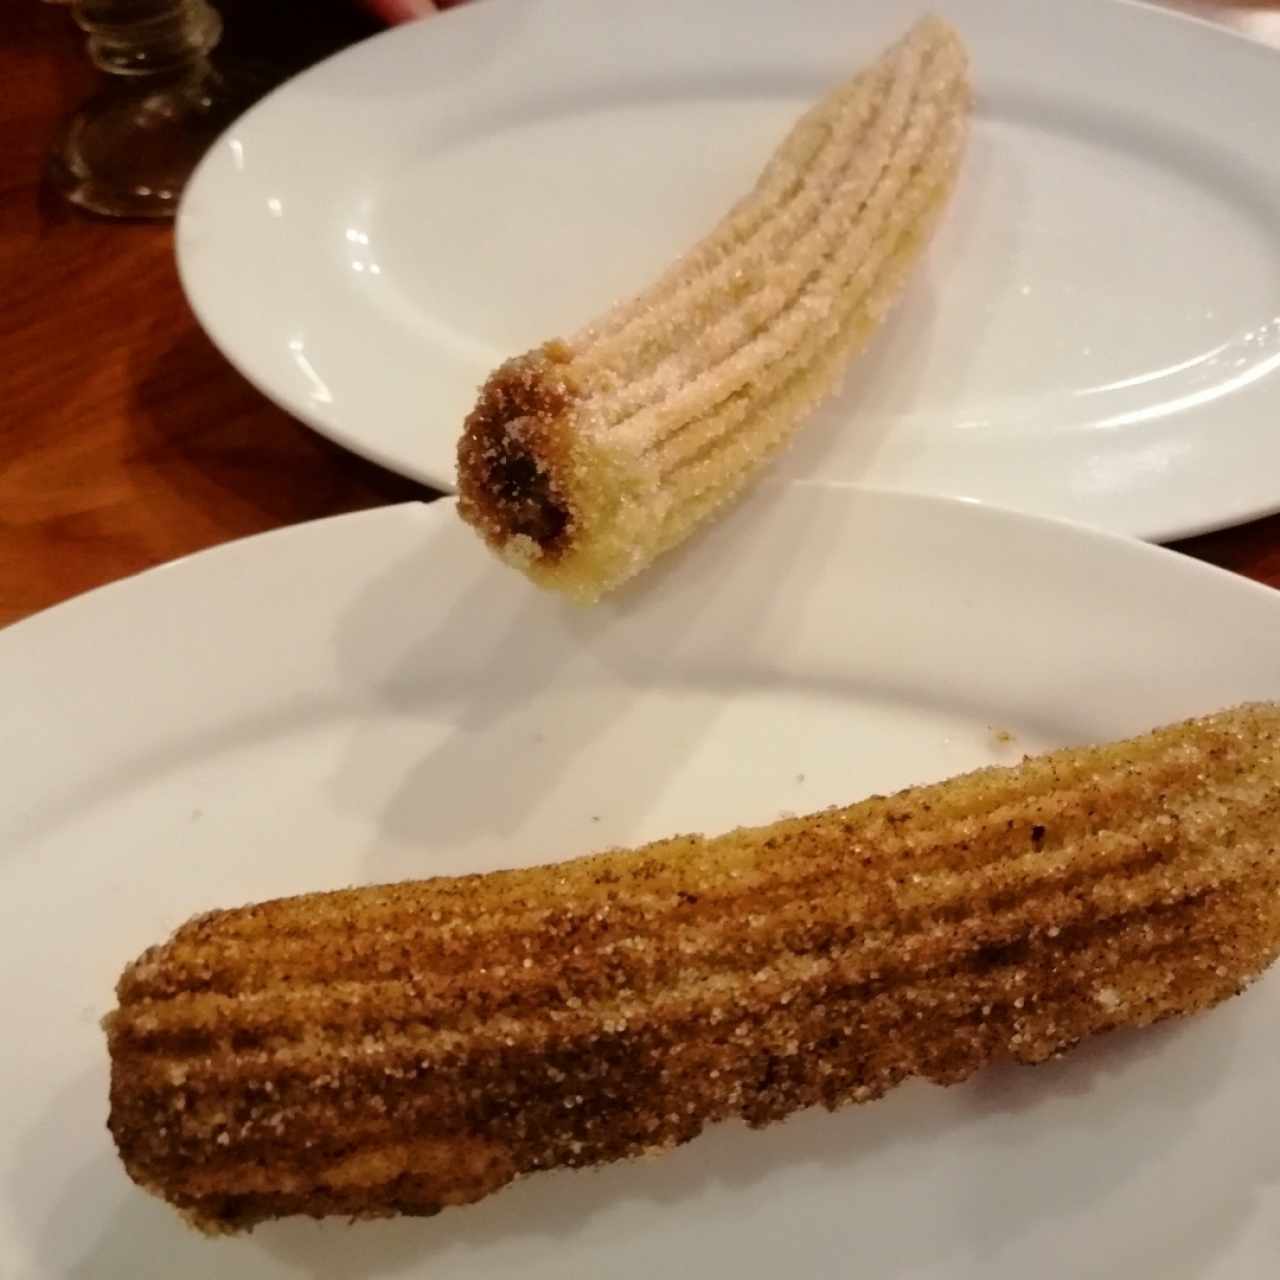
top-left (3, 485), bottom-right (1280, 1277)
top-left (178, 0), bottom-right (1280, 538)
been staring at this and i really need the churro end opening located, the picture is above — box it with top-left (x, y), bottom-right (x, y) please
top-left (457, 343), bottom-right (580, 559)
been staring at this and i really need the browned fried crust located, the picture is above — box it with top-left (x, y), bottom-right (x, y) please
top-left (105, 704), bottom-right (1280, 1232)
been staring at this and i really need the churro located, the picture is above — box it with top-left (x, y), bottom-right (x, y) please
top-left (456, 16), bottom-right (970, 599)
top-left (105, 704), bottom-right (1280, 1232)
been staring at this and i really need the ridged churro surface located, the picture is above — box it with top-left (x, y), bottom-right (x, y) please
top-left (105, 703), bottom-right (1280, 1232)
top-left (456, 17), bottom-right (970, 599)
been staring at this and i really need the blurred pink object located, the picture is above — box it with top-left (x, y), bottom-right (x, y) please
top-left (362, 0), bottom-right (440, 22)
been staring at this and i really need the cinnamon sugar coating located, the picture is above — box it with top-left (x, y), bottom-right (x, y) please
top-left (105, 704), bottom-right (1280, 1232)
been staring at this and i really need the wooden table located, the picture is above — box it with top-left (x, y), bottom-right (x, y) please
top-left (3, 0), bottom-right (1279, 628)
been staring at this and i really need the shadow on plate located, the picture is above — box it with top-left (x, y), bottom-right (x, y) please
top-left (328, 475), bottom-right (849, 880)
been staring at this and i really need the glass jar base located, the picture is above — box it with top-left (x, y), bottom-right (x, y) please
top-left (48, 71), bottom-right (247, 220)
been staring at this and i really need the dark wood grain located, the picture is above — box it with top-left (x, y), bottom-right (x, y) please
top-left (0, 1), bottom-right (430, 628)
top-left (1, 1), bottom-right (1278, 629)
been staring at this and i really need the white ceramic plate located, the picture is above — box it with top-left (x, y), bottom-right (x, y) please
top-left (177, 0), bottom-right (1280, 540)
top-left (3, 485), bottom-right (1280, 1278)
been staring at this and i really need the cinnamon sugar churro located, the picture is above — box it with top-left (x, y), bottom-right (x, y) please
top-left (105, 704), bottom-right (1280, 1232)
top-left (456, 17), bottom-right (970, 600)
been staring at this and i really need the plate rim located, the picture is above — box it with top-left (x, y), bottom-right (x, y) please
top-left (4, 484), bottom-right (1279, 650)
